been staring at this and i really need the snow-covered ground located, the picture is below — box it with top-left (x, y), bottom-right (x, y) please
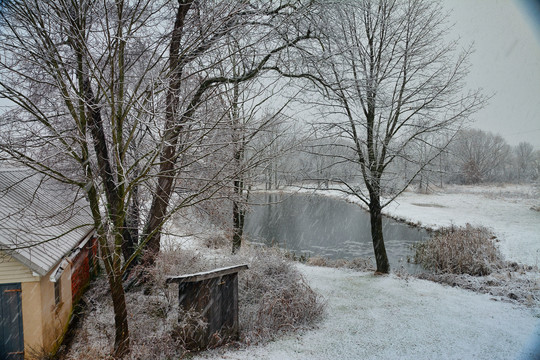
top-left (197, 265), bottom-right (538, 360)
top-left (192, 184), bottom-right (540, 360)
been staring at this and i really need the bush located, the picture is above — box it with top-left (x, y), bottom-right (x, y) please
top-left (412, 224), bottom-right (503, 276)
top-left (238, 248), bottom-right (325, 343)
top-left (63, 247), bottom-right (325, 358)
top-left (148, 247), bottom-right (325, 346)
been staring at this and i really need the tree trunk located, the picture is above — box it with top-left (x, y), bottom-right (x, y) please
top-left (83, 72), bottom-right (131, 355)
top-left (231, 198), bottom-right (243, 254)
top-left (143, 158), bottom-right (176, 259)
top-left (109, 274), bottom-right (130, 358)
top-left (142, 1), bottom-right (193, 262)
top-left (231, 160), bottom-right (247, 254)
top-left (273, 163), bottom-right (278, 189)
top-left (122, 180), bottom-right (140, 265)
top-left (368, 192), bottom-right (390, 273)
top-left (121, 220), bottom-right (136, 265)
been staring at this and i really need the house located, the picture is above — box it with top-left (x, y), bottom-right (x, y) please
top-left (0, 169), bottom-right (97, 359)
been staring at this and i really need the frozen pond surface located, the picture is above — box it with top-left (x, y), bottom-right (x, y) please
top-left (245, 193), bottom-right (429, 272)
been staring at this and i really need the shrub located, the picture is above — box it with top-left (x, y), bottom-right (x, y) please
top-left (238, 248), bottom-right (325, 343)
top-left (63, 247), bottom-right (325, 358)
top-left (202, 233), bottom-right (229, 249)
top-left (412, 224), bottom-right (503, 276)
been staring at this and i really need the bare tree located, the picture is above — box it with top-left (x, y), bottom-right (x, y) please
top-left (514, 141), bottom-right (534, 183)
top-left (532, 150), bottom-right (540, 181)
top-left (295, 133), bottom-right (357, 188)
top-left (222, 84), bottom-right (299, 253)
top-left (302, 0), bottom-right (485, 273)
top-left (450, 129), bottom-right (511, 184)
top-left (0, 1), bottom-right (168, 355)
top-left (206, 69), bottom-right (298, 253)
top-left (141, 0), bottom-right (315, 262)
top-left (407, 134), bottom-right (451, 192)
top-left (0, 0), bottom-right (314, 356)
top-left (225, 101), bottom-right (292, 253)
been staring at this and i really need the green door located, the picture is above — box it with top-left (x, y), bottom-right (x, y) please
top-left (0, 283), bottom-right (24, 360)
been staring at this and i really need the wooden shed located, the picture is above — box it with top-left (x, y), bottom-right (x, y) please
top-left (166, 264), bottom-right (248, 350)
top-left (0, 169), bottom-right (97, 359)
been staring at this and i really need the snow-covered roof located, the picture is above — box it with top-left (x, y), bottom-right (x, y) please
top-left (0, 168), bottom-right (95, 276)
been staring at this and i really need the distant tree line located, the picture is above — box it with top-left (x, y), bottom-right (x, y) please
top-left (275, 128), bottom-right (539, 191)
top-left (448, 129), bottom-right (538, 185)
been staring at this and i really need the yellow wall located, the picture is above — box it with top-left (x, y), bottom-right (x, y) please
top-left (39, 263), bottom-right (73, 356)
top-left (0, 253), bottom-right (74, 359)
top-left (21, 281), bottom-right (44, 358)
top-left (0, 252), bottom-right (40, 283)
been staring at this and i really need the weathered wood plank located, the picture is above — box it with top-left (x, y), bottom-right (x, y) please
top-left (165, 264), bottom-right (248, 284)
top-left (168, 264), bottom-right (248, 350)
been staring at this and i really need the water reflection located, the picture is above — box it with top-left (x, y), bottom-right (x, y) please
top-left (244, 193), bottom-right (429, 272)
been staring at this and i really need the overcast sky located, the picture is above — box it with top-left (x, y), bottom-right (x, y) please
top-left (446, 0), bottom-right (540, 149)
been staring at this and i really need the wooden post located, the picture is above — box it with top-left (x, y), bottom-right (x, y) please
top-left (166, 264), bottom-right (248, 349)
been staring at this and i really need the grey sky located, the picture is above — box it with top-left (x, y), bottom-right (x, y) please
top-left (446, 0), bottom-right (540, 149)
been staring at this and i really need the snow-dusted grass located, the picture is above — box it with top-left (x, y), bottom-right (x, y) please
top-left (187, 182), bottom-right (537, 360)
top-left (384, 184), bottom-right (540, 267)
top-left (196, 264), bottom-right (539, 360)
top-left (239, 249), bottom-right (325, 344)
top-left (220, 183), bottom-right (539, 359)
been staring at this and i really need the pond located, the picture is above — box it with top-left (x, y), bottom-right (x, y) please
top-left (244, 192), bottom-right (430, 273)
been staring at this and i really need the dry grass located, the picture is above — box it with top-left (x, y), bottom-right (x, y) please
top-left (412, 224), bottom-right (504, 276)
top-left (202, 233), bottom-right (230, 249)
top-left (61, 247), bottom-right (325, 359)
top-left (238, 248), bottom-right (325, 343)
top-left (411, 225), bottom-right (540, 306)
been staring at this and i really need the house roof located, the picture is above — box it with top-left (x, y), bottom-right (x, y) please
top-left (0, 168), bottom-right (95, 276)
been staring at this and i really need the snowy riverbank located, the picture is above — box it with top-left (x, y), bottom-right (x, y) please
top-left (193, 183), bottom-right (540, 360)
top-left (292, 183), bottom-right (540, 267)
top-left (383, 184), bottom-right (540, 267)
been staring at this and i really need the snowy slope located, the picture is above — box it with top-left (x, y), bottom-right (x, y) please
top-left (196, 265), bottom-right (538, 360)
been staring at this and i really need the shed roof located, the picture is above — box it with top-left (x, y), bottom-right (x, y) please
top-left (0, 168), bottom-right (94, 276)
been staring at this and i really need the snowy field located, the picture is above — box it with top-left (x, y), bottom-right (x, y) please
top-left (193, 184), bottom-right (540, 360)
top-left (197, 266), bottom-right (538, 360)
